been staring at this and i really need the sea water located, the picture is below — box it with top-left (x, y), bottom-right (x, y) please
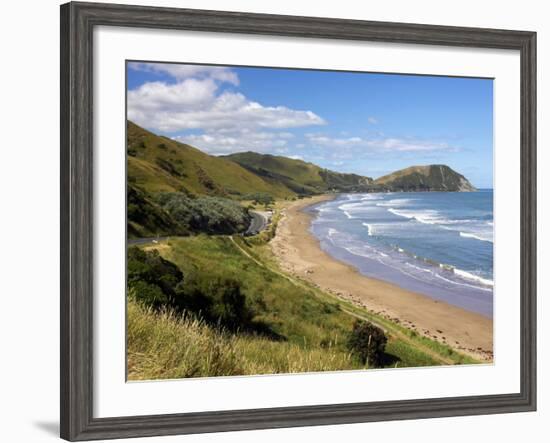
top-left (307, 191), bottom-right (494, 318)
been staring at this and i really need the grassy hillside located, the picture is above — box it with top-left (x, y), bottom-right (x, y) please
top-left (127, 121), bottom-right (293, 198)
top-left (374, 165), bottom-right (477, 192)
top-left (224, 151), bottom-right (372, 195)
top-left (128, 299), bottom-right (356, 379)
top-left (127, 235), bottom-right (476, 380)
top-left (128, 122), bottom-right (476, 198)
top-left (127, 184), bottom-right (187, 238)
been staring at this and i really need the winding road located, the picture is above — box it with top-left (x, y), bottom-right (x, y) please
top-left (245, 210), bottom-right (270, 236)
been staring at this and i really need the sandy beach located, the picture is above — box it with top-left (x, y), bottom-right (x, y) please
top-left (270, 195), bottom-right (493, 362)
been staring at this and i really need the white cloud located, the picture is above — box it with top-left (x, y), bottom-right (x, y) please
top-left (306, 134), bottom-right (363, 147)
top-left (175, 129), bottom-right (294, 155)
top-left (368, 138), bottom-right (456, 152)
top-left (128, 62), bottom-right (239, 85)
top-left (128, 78), bottom-right (325, 134)
top-left (128, 78), bottom-right (218, 112)
top-left (306, 133), bottom-right (456, 153)
top-left (368, 117), bottom-right (379, 124)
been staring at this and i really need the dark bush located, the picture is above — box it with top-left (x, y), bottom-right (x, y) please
top-left (129, 280), bottom-right (169, 307)
top-left (178, 275), bottom-right (254, 330)
top-left (127, 185), bottom-right (187, 238)
top-left (347, 320), bottom-right (387, 367)
top-left (127, 247), bottom-right (183, 308)
top-left (128, 247), bottom-right (254, 331)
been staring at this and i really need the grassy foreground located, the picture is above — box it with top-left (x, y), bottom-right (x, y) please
top-left (127, 233), bottom-right (477, 380)
top-left (128, 299), bottom-right (354, 379)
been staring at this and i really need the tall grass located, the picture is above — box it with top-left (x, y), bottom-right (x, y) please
top-left (128, 234), bottom-right (478, 380)
top-left (127, 299), bottom-right (355, 380)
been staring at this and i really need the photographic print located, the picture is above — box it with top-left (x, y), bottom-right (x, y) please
top-left (126, 61), bottom-right (493, 381)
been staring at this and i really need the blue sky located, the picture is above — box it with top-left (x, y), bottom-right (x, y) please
top-left (127, 62), bottom-right (493, 188)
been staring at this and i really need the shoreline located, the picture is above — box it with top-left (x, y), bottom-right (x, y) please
top-left (270, 195), bottom-right (493, 362)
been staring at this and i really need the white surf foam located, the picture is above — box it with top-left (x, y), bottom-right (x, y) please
top-left (362, 223), bottom-right (374, 236)
top-left (453, 268), bottom-right (494, 287)
top-left (459, 231), bottom-right (493, 243)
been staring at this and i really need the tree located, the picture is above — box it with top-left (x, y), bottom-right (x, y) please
top-left (347, 320), bottom-right (387, 368)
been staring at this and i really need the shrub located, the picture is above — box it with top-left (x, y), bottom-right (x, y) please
top-left (128, 247), bottom-right (254, 331)
top-left (244, 192), bottom-right (274, 207)
top-left (127, 247), bottom-right (183, 308)
top-left (129, 281), bottom-right (168, 307)
top-left (347, 320), bottom-right (387, 367)
top-left (157, 193), bottom-right (251, 234)
top-left (178, 275), bottom-right (254, 330)
top-left (127, 185), bottom-right (187, 238)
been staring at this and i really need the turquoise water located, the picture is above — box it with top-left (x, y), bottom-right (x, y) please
top-left (308, 191), bottom-right (494, 318)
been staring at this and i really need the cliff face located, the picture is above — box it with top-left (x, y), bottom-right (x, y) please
top-left (374, 165), bottom-right (477, 192)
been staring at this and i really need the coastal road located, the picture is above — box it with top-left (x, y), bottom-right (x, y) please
top-left (245, 210), bottom-right (270, 235)
top-left (128, 236), bottom-right (170, 246)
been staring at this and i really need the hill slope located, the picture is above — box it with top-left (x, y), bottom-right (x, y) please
top-left (374, 165), bottom-right (476, 192)
top-left (224, 151), bottom-right (373, 195)
top-left (127, 122), bottom-right (293, 198)
top-left (127, 184), bottom-right (188, 238)
top-left (128, 122), bottom-right (476, 197)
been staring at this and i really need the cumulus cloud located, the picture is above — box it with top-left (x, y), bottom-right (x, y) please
top-left (367, 117), bottom-right (379, 124)
top-left (128, 62), bottom-right (239, 85)
top-left (128, 66), bottom-right (325, 134)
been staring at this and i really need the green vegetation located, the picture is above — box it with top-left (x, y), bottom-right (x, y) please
top-left (243, 192), bottom-right (275, 207)
top-left (347, 320), bottom-right (388, 367)
top-left (127, 184), bottom-right (187, 238)
top-left (127, 235), bottom-right (476, 380)
top-left (157, 193), bottom-right (251, 235)
top-left (128, 247), bottom-right (183, 308)
top-left (225, 151), bottom-right (373, 195)
top-left (128, 247), bottom-right (255, 331)
top-left (374, 165), bottom-right (477, 192)
top-left (128, 299), bottom-right (354, 379)
top-left (125, 122), bottom-right (481, 380)
top-left (127, 122), bottom-right (477, 237)
top-left (127, 121), bottom-right (292, 198)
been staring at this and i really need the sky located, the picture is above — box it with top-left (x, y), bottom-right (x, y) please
top-left (127, 62), bottom-right (493, 188)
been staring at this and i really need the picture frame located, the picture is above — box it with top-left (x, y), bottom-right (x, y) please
top-left (60, 1), bottom-right (537, 441)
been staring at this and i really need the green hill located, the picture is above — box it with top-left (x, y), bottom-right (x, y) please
top-left (127, 122), bottom-right (293, 198)
top-left (224, 151), bottom-right (372, 195)
top-left (374, 165), bottom-right (477, 192)
top-left (128, 122), bottom-right (476, 200)
top-left (127, 184), bottom-right (187, 238)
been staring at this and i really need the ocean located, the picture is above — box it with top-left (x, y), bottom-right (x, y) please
top-left (307, 191), bottom-right (494, 318)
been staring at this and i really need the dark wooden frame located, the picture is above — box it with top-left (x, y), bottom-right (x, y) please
top-left (60, 1), bottom-right (537, 441)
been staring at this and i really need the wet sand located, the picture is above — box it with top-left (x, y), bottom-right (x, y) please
top-left (270, 195), bottom-right (493, 362)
